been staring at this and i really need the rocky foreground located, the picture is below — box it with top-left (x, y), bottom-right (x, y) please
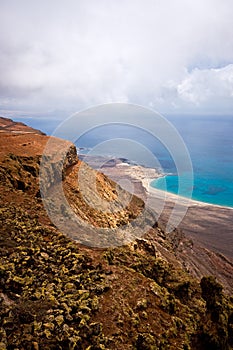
top-left (0, 117), bottom-right (233, 349)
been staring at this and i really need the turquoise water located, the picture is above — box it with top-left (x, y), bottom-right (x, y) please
top-left (151, 173), bottom-right (233, 207)
top-left (151, 115), bottom-right (233, 207)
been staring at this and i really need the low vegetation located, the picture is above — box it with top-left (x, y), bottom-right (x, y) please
top-left (0, 204), bottom-right (232, 349)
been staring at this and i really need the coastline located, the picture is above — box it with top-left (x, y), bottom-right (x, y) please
top-left (104, 161), bottom-right (233, 259)
top-left (135, 169), bottom-right (233, 261)
top-left (146, 179), bottom-right (233, 210)
top-left (116, 162), bottom-right (233, 210)
top-left (88, 155), bottom-right (233, 211)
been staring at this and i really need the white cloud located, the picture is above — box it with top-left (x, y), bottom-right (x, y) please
top-left (175, 64), bottom-right (233, 111)
top-left (0, 0), bottom-right (233, 114)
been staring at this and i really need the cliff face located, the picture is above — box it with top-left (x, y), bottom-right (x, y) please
top-left (0, 140), bottom-right (77, 199)
top-left (0, 117), bottom-right (233, 350)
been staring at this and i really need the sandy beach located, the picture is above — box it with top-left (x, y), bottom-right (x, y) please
top-left (145, 175), bottom-right (233, 261)
top-left (147, 179), bottom-right (233, 210)
top-left (100, 161), bottom-right (233, 261)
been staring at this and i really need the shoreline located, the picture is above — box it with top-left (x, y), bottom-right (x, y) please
top-left (112, 162), bottom-right (233, 261)
top-left (146, 179), bottom-right (233, 210)
top-left (135, 168), bottom-right (233, 210)
top-left (80, 154), bottom-right (233, 211)
top-left (119, 163), bottom-right (233, 210)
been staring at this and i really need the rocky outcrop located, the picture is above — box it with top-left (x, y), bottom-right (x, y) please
top-left (39, 142), bottom-right (78, 193)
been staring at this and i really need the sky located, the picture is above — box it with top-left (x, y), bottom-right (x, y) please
top-left (0, 0), bottom-right (233, 116)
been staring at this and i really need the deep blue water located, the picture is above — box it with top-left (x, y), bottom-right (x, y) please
top-left (13, 114), bottom-right (233, 207)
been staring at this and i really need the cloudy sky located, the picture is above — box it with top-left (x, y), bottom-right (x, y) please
top-left (1, 0), bottom-right (233, 115)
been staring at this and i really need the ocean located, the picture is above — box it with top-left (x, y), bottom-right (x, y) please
top-left (152, 115), bottom-right (233, 207)
top-left (13, 113), bottom-right (233, 208)
top-left (74, 114), bottom-right (233, 208)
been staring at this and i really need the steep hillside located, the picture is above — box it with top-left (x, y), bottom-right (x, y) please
top-left (0, 117), bottom-right (232, 349)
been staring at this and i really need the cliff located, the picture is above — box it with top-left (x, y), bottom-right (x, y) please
top-left (0, 117), bottom-right (232, 350)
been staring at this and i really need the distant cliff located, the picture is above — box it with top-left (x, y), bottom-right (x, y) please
top-left (0, 116), bottom-right (45, 135)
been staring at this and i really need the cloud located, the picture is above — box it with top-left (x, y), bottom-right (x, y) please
top-left (177, 65), bottom-right (233, 105)
top-left (0, 0), bottom-right (233, 114)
